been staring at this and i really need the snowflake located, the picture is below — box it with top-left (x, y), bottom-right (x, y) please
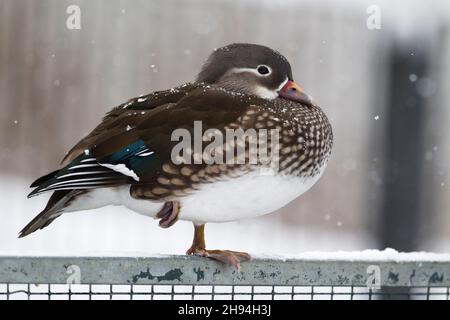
top-left (409, 74), bottom-right (418, 82)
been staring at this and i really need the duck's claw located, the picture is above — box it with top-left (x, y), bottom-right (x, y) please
top-left (156, 201), bottom-right (180, 228)
top-left (186, 247), bottom-right (251, 271)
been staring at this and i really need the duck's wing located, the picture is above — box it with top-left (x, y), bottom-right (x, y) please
top-left (61, 83), bottom-right (200, 165)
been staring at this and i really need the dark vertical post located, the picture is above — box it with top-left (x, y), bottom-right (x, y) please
top-left (379, 42), bottom-right (429, 252)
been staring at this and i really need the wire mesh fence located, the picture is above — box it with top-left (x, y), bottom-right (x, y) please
top-left (1, 256), bottom-right (449, 300)
top-left (3, 284), bottom-right (450, 300)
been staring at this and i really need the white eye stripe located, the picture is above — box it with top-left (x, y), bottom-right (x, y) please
top-left (228, 66), bottom-right (272, 77)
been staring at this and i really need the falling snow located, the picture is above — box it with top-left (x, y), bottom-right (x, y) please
top-left (409, 74), bottom-right (418, 82)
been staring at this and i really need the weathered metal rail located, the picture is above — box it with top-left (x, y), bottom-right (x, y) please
top-left (1, 256), bottom-right (449, 287)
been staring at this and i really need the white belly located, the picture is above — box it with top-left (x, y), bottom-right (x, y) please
top-left (65, 169), bottom-right (325, 224)
top-left (178, 171), bottom-right (323, 223)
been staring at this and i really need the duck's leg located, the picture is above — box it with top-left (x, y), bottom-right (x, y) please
top-left (186, 223), bottom-right (251, 270)
top-left (156, 201), bottom-right (180, 228)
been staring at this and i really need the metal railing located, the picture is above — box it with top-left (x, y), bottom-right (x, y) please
top-left (1, 256), bottom-right (449, 300)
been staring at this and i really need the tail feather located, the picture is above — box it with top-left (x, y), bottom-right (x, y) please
top-left (19, 190), bottom-right (76, 238)
top-left (28, 155), bottom-right (127, 198)
top-left (30, 170), bottom-right (60, 188)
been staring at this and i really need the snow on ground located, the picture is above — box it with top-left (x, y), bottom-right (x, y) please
top-left (254, 248), bottom-right (450, 262)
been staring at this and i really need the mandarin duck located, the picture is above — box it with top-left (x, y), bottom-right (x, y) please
top-left (21, 43), bottom-right (333, 269)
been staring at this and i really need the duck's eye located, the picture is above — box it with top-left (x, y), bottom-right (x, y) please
top-left (257, 65), bottom-right (271, 75)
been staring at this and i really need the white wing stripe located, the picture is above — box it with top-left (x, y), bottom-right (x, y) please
top-left (39, 181), bottom-right (121, 193)
top-left (138, 151), bottom-right (154, 157)
top-left (69, 164), bottom-right (99, 170)
top-left (46, 177), bottom-right (119, 189)
top-left (99, 163), bottom-right (140, 181)
top-left (135, 148), bottom-right (151, 155)
top-left (80, 158), bottom-right (97, 163)
top-left (57, 171), bottom-right (109, 180)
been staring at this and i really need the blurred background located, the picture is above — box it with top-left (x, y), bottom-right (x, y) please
top-left (0, 0), bottom-right (449, 256)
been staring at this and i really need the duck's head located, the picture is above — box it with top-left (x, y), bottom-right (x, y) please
top-left (197, 43), bottom-right (314, 106)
